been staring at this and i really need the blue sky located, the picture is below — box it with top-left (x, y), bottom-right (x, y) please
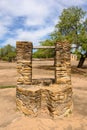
top-left (0, 0), bottom-right (87, 47)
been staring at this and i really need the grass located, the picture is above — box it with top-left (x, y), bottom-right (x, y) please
top-left (0, 85), bottom-right (16, 89)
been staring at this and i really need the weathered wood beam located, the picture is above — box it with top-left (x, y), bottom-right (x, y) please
top-left (33, 46), bottom-right (55, 49)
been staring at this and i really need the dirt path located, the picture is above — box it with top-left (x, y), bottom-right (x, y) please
top-left (0, 61), bottom-right (87, 130)
top-left (0, 78), bottom-right (87, 130)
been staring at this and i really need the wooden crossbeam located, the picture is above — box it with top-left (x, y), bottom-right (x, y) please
top-left (33, 46), bottom-right (55, 49)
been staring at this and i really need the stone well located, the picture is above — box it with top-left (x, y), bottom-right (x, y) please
top-left (16, 41), bottom-right (73, 118)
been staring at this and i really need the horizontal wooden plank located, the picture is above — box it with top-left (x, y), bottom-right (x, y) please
top-left (33, 46), bottom-right (55, 49)
top-left (32, 58), bottom-right (54, 61)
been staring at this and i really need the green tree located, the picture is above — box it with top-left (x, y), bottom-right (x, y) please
top-left (0, 44), bottom-right (16, 62)
top-left (76, 18), bottom-right (87, 67)
top-left (33, 40), bottom-right (55, 58)
top-left (52, 7), bottom-right (85, 41)
top-left (0, 48), bottom-right (4, 58)
top-left (34, 6), bottom-right (87, 67)
top-left (51, 6), bottom-right (87, 68)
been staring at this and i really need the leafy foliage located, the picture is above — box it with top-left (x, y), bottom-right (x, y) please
top-left (51, 7), bottom-right (87, 58)
top-left (52, 7), bottom-right (85, 41)
top-left (0, 44), bottom-right (16, 62)
top-left (34, 6), bottom-right (87, 67)
top-left (33, 40), bottom-right (55, 58)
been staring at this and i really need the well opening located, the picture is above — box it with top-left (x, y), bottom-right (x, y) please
top-left (32, 46), bottom-right (55, 86)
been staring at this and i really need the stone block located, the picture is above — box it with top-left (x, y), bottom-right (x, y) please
top-left (16, 85), bottom-right (41, 116)
top-left (46, 86), bottom-right (72, 118)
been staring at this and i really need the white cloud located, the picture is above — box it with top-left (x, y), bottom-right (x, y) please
top-left (0, 0), bottom-right (49, 17)
top-left (0, 25), bottom-right (7, 38)
top-left (59, 0), bottom-right (87, 6)
top-left (17, 26), bottom-right (54, 40)
top-left (2, 25), bottom-right (55, 46)
top-left (0, 15), bottom-right (12, 38)
top-left (25, 17), bottom-right (45, 26)
top-left (0, 0), bottom-right (87, 47)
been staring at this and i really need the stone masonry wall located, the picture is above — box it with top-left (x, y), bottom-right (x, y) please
top-left (46, 41), bottom-right (72, 118)
top-left (55, 41), bottom-right (71, 85)
top-left (16, 41), bottom-right (32, 85)
top-left (16, 41), bottom-right (73, 118)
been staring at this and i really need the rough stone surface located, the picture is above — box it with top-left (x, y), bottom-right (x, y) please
top-left (16, 41), bottom-right (32, 85)
top-left (55, 41), bottom-right (71, 86)
top-left (46, 85), bottom-right (73, 118)
top-left (16, 41), bottom-right (73, 118)
top-left (16, 85), bottom-right (41, 116)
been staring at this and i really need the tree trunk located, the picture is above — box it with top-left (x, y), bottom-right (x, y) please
top-left (77, 52), bottom-right (87, 68)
